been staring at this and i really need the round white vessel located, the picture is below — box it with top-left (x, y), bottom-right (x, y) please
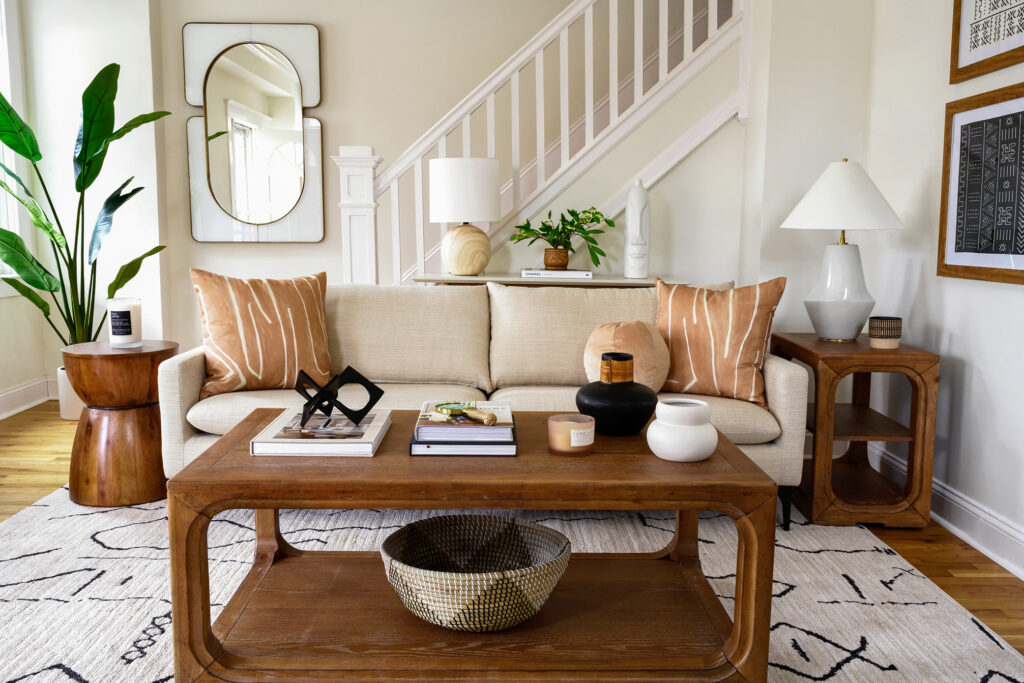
top-left (646, 398), bottom-right (718, 462)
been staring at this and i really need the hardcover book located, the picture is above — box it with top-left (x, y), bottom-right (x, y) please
top-left (250, 410), bottom-right (392, 456)
top-left (409, 432), bottom-right (517, 456)
top-left (415, 401), bottom-right (514, 441)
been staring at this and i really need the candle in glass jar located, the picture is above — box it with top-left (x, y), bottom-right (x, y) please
top-left (548, 414), bottom-right (596, 455)
top-left (107, 297), bottom-right (142, 348)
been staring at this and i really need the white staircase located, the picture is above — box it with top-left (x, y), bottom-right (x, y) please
top-left (335, 0), bottom-right (748, 285)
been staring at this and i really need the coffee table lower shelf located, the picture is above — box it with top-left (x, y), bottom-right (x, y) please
top-left (207, 551), bottom-right (744, 681)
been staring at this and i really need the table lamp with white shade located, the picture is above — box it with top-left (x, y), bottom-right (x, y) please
top-left (428, 157), bottom-right (500, 276)
top-left (780, 159), bottom-right (904, 341)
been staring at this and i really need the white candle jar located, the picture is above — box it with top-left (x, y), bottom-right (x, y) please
top-left (107, 297), bottom-right (142, 348)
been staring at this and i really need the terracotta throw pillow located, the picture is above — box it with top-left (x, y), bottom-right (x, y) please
top-left (190, 268), bottom-right (332, 399)
top-left (584, 321), bottom-right (670, 392)
top-left (655, 277), bottom-right (786, 406)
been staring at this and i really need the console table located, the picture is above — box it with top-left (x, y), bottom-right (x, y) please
top-left (770, 333), bottom-right (939, 527)
top-left (62, 340), bottom-right (178, 506)
top-left (413, 273), bottom-right (661, 287)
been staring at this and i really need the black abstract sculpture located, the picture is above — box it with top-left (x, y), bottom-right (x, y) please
top-left (294, 367), bottom-right (384, 427)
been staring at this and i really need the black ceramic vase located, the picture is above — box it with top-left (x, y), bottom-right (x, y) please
top-left (575, 352), bottom-right (657, 436)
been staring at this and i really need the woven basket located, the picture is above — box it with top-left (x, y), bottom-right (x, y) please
top-left (381, 514), bottom-right (571, 632)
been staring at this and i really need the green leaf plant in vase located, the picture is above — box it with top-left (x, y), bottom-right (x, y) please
top-left (0, 63), bottom-right (169, 349)
top-left (509, 207), bottom-right (615, 270)
top-left (0, 63), bottom-right (168, 418)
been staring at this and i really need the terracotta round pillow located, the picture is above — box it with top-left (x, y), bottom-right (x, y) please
top-left (584, 320), bottom-right (670, 392)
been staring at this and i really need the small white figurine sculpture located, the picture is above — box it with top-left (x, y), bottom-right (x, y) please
top-left (624, 179), bottom-right (650, 279)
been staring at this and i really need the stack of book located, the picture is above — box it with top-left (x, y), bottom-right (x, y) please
top-left (410, 401), bottom-right (517, 456)
top-left (250, 410), bottom-right (392, 457)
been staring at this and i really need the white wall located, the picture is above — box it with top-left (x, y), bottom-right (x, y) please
top-left (862, 1), bottom-right (1024, 534)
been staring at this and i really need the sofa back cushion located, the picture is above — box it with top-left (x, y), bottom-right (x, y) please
top-left (487, 282), bottom-right (658, 387)
top-left (326, 284), bottom-right (492, 391)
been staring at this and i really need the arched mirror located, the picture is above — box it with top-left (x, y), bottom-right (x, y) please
top-left (204, 43), bottom-right (304, 225)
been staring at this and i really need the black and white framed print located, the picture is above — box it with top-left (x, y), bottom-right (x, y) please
top-left (939, 82), bottom-right (1024, 285)
top-left (951, 0), bottom-right (1024, 83)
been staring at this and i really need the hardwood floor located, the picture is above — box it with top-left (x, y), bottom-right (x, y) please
top-left (1, 401), bottom-right (1021, 655)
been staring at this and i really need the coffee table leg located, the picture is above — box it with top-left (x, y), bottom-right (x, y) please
top-left (722, 497), bottom-right (776, 683)
top-left (169, 493), bottom-right (219, 681)
top-left (255, 508), bottom-right (297, 560)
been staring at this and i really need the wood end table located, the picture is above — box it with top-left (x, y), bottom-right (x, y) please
top-left (770, 332), bottom-right (939, 527)
top-left (168, 409), bottom-right (777, 681)
top-left (61, 340), bottom-right (178, 507)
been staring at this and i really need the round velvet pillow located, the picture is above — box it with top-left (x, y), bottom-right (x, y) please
top-left (584, 320), bottom-right (670, 392)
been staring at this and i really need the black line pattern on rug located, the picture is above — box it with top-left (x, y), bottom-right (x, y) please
top-left (0, 549), bottom-right (58, 563)
top-left (706, 573), bottom-right (797, 600)
top-left (0, 568), bottom-right (96, 590)
top-left (70, 569), bottom-right (105, 596)
top-left (980, 671), bottom-right (1024, 683)
top-left (121, 610), bottom-right (172, 665)
top-left (974, 617), bottom-right (1006, 651)
top-left (48, 503), bottom-right (164, 521)
top-left (842, 573), bottom-right (866, 600)
top-left (4, 662), bottom-right (89, 682)
top-left (776, 541), bottom-right (898, 556)
top-left (769, 621), bottom-right (898, 680)
top-left (880, 566), bottom-right (924, 591)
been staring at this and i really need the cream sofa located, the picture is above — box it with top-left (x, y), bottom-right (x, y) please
top-left (159, 282), bottom-right (807, 490)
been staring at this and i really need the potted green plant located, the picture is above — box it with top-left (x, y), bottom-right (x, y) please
top-left (0, 63), bottom-right (169, 415)
top-left (510, 207), bottom-right (615, 270)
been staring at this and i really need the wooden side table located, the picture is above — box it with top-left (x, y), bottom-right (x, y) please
top-left (62, 340), bottom-right (178, 506)
top-left (770, 332), bottom-right (939, 527)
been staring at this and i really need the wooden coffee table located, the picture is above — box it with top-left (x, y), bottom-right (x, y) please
top-left (169, 409), bottom-right (777, 682)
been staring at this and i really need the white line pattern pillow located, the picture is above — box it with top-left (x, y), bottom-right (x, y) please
top-left (655, 277), bottom-right (785, 406)
top-left (190, 268), bottom-right (332, 400)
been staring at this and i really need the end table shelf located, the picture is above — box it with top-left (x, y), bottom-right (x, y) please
top-left (809, 403), bottom-right (912, 442)
top-left (771, 332), bottom-right (939, 528)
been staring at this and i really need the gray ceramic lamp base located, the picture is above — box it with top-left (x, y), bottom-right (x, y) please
top-left (804, 243), bottom-right (874, 341)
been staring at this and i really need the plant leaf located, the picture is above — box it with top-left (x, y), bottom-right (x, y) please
top-left (89, 177), bottom-right (142, 264)
top-left (107, 245), bottom-right (165, 298)
top-left (91, 111), bottom-right (171, 167)
top-left (207, 130), bottom-right (227, 142)
top-left (0, 179), bottom-right (65, 248)
top-left (74, 63), bottom-right (119, 192)
top-left (0, 227), bottom-right (60, 290)
top-left (0, 160), bottom-right (35, 198)
top-left (2, 276), bottom-right (49, 315)
top-left (0, 90), bottom-right (41, 161)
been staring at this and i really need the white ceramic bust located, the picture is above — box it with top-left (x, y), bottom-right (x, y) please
top-left (624, 179), bottom-right (650, 279)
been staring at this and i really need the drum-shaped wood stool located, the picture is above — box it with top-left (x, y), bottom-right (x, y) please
top-left (61, 340), bottom-right (178, 506)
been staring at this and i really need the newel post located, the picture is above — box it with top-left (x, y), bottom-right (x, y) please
top-left (332, 145), bottom-right (383, 284)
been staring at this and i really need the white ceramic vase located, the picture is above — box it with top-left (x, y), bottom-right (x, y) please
top-left (624, 179), bottom-right (650, 279)
top-left (56, 366), bottom-right (84, 421)
top-left (646, 398), bottom-right (718, 462)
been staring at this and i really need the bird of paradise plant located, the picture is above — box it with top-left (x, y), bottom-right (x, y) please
top-left (0, 63), bottom-right (169, 344)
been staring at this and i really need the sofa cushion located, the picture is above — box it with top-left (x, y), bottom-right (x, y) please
top-left (325, 284), bottom-right (491, 391)
top-left (187, 383), bottom-right (487, 435)
top-left (487, 282), bottom-right (657, 388)
top-left (488, 386), bottom-right (781, 445)
top-left (656, 278), bottom-right (786, 407)
top-left (190, 268), bottom-right (332, 400)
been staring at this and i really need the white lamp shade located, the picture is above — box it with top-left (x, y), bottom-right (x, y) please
top-left (428, 157), bottom-right (500, 224)
top-left (780, 160), bottom-right (903, 231)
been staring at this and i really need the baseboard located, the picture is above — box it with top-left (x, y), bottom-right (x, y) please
top-left (869, 443), bottom-right (1024, 581)
top-left (0, 377), bottom-right (50, 420)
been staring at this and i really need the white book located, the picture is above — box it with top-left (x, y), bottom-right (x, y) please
top-left (250, 410), bottom-right (392, 456)
top-left (415, 400), bottom-right (514, 441)
top-left (520, 268), bottom-right (593, 279)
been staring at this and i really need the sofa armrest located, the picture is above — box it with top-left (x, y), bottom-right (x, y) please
top-left (763, 353), bottom-right (809, 486)
top-left (158, 346), bottom-right (206, 477)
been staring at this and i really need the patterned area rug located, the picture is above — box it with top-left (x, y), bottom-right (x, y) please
top-left (1, 487), bottom-right (1022, 682)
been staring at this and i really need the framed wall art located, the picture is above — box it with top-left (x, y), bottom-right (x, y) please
top-left (938, 82), bottom-right (1024, 285)
top-left (951, 0), bottom-right (1024, 83)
